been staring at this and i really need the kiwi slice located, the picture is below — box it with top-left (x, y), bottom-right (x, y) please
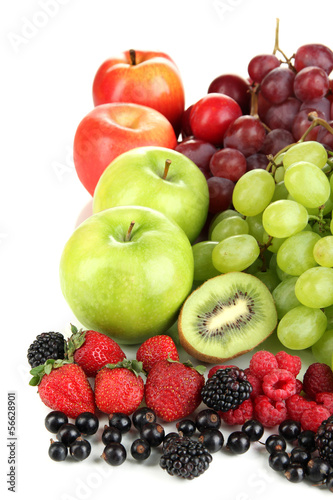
top-left (178, 272), bottom-right (277, 363)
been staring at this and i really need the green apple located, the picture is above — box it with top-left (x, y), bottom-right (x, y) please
top-left (59, 205), bottom-right (194, 344)
top-left (93, 146), bottom-right (209, 243)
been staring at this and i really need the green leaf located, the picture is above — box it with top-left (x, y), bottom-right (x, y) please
top-left (104, 359), bottom-right (143, 377)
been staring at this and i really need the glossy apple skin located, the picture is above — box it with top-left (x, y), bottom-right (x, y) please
top-left (92, 50), bottom-right (185, 136)
top-left (93, 146), bottom-right (209, 243)
top-left (73, 102), bottom-right (177, 196)
top-left (59, 206), bottom-right (194, 345)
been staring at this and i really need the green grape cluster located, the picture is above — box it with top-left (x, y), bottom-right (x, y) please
top-left (192, 140), bottom-right (333, 361)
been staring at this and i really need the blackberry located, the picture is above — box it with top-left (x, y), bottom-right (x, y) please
top-left (201, 367), bottom-right (252, 412)
top-left (27, 332), bottom-right (66, 368)
top-left (160, 436), bottom-right (212, 480)
top-left (315, 417), bottom-right (333, 467)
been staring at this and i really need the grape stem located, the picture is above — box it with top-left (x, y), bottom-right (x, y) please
top-left (272, 18), bottom-right (296, 71)
top-left (249, 84), bottom-right (271, 132)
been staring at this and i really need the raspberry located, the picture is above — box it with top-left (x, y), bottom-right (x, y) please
top-left (300, 405), bottom-right (331, 433)
top-left (262, 369), bottom-right (297, 401)
top-left (219, 399), bottom-right (254, 425)
top-left (254, 395), bottom-right (288, 428)
top-left (249, 350), bottom-right (278, 380)
top-left (285, 394), bottom-right (317, 422)
top-left (275, 351), bottom-right (302, 376)
top-left (208, 365), bottom-right (237, 378)
top-left (316, 392), bottom-right (333, 413)
top-left (295, 379), bottom-right (303, 394)
top-left (303, 363), bottom-right (333, 399)
top-left (244, 368), bottom-right (263, 399)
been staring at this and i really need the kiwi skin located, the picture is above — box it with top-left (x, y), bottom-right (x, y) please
top-left (178, 272), bottom-right (277, 364)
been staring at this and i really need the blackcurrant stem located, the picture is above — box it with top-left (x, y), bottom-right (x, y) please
top-left (162, 159), bottom-right (172, 180)
top-left (125, 221), bottom-right (135, 241)
top-left (129, 49), bottom-right (136, 65)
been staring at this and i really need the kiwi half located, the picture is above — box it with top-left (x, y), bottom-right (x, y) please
top-left (178, 272), bottom-right (277, 363)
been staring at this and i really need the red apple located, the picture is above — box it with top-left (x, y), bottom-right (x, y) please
top-left (92, 49), bottom-right (185, 136)
top-left (73, 102), bottom-right (177, 195)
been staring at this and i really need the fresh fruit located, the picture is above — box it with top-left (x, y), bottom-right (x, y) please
top-left (201, 367), bottom-right (252, 412)
top-left (101, 442), bottom-right (127, 466)
top-left (212, 234), bottom-right (260, 273)
top-left (69, 437), bottom-right (91, 461)
top-left (27, 332), bottom-right (66, 368)
top-left (198, 429), bottom-right (224, 453)
top-left (136, 335), bottom-right (179, 373)
top-left (67, 325), bottom-right (126, 377)
top-left (315, 417), bottom-right (333, 466)
top-left (132, 407), bottom-right (157, 430)
top-left (29, 360), bottom-right (95, 419)
top-left (73, 103), bottom-right (177, 195)
top-left (278, 419), bottom-right (302, 442)
top-left (101, 425), bottom-right (122, 445)
top-left (176, 419), bottom-right (196, 437)
top-left (144, 359), bottom-right (205, 422)
top-left (140, 422), bottom-right (165, 447)
top-left (261, 369), bottom-right (297, 401)
top-left (207, 73), bottom-right (250, 113)
top-left (226, 431), bottom-right (250, 454)
top-left (241, 419), bottom-right (264, 442)
top-left (178, 272), bottom-right (277, 363)
top-left (48, 439), bottom-right (68, 462)
top-left (302, 362), bottom-right (333, 399)
top-left (75, 412), bottom-right (99, 436)
top-left (174, 137), bottom-right (217, 176)
top-left (108, 413), bottom-right (132, 434)
top-left (130, 438), bottom-right (151, 461)
top-left (93, 146), bottom-right (209, 243)
top-left (277, 305), bottom-right (327, 350)
top-left (44, 411), bottom-right (68, 434)
top-left (92, 49), bottom-right (185, 135)
top-left (56, 423), bottom-right (81, 446)
top-left (94, 360), bottom-right (144, 415)
top-left (59, 206), bottom-right (194, 344)
top-left (195, 409), bottom-right (221, 432)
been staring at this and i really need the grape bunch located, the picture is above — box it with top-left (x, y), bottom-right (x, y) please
top-left (176, 19), bottom-right (333, 215)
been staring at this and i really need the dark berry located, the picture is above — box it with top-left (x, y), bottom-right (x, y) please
top-left (326, 472), bottom-right (333, 492)
top-left (75, 412), bottom-right (99, 436)
top-left (198, 428), bottom-right (224, 453)
top-left (201, 367), bottom-right (252, 412)
top-left (132, 407), bottom-right (156, 430)
top-left (57, 423), bottom-right (81, 447)
top-left (285, 464), bottom-right (305, 483)
top-left (297, 430), bottom-right (316, 453)
top-left (315, 419), bottom-right (333, 466)
top-left (226, 431), bottom-right (250, 454)
top-left (45, 411), bottom-right (68, 434)
top-left (241, 419), bottom-right (264, 442)
top-left (69, 437), bottom-right (91, 461)
top-left (278, 419), bottom-right (301, 442)
top-left (102, 425), bottom-right (122, 445)
top-left (160, 436), bottom-right (212, 479)
top-left (306, 457), bottom-right (331, 483)
top-left (48, 439), bottom-right (68, 462)
top-left (27, 332), bottom-right (66, 368)
top-left (162, 432), bottom-right (179, 450)
top-left (269, 451), bottom-right (290, 471)
top-left (108, 413), bottom-right (131, 434)
top-left (265, 434), bottom-right (286, 454)
top-left (102, 443), bottom-right (126, 466)
top-left (130, 438), bottom-right (151, 461)
top-left (195, 409), bottom-right (221, 432)
top-left (176, 419), bottom-right (196, 437)
top-left (140, 423), bottom-right (165, 447)
top-left (289, 446), bottom-right (311, 466)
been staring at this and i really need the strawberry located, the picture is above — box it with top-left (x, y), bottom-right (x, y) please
top-left (144, 359), bottom-right (206, 422)
top-left (29, 359), bottom-right (95, 419)
top-left (94, 360), bottom-right (144, 415)
top-left (67, 325), bottom-right (126, 377)
top-left (136, 334), bottom-right (179, 373)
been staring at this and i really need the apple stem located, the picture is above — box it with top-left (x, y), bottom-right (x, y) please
top-left (162, 159), bottom-right (172, 180)
top-left (125, 221), bottom-right (135, 241)
top-left (129, 49), bottom-right (136, 65)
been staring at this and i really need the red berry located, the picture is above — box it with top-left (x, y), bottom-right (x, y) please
top-left (219, 399), bottom-right (254, 426)
top-left (253, 395), bottom-right (287, 428)
top-left (244, 368), bottom-right (263, 399)
top-left (249, 350), bottom-right (278, 380)
top-left (208, 365), bottom-right (237, 378)
top-left (315, 392), bottom-right (333, 413)
top-left (285, 394), bottom-right (317, 422)
top-left (262, 369), bottom-right (297, 402)
top-left (275, 351), bottom-right (302, 377)
top-left (300, 405), bottom-right (331, 433)
top-left (136, 335), bottom-right (179, 373)
top-left (303, 362), bottom-right (333, 399)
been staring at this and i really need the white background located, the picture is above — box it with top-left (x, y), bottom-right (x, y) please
top-left (1, 1), bottom-right (332, 499)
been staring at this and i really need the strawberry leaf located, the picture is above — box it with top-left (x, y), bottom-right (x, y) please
top-left (104, 359), bottom-right (143, 377)
top-left (66, 325), bottom-right (87, 361)
top-left (29, 359), bottom-right (71, 386)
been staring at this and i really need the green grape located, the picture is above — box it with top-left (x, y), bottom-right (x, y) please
top-left (246, 213), bottom-right (266, 245)
top-left (192, 241), bottom-right (220, 282)
top-left (246, 252), bottom-right (272, 274)
top-left (208, 209), bottom-right (242, 238)
top-left (331, 215), bottom-right (333, 234)
top-left (274, 166), bottom-right (285, 183)
top-left (210, 216), bottom-right (249, 242)
top-left (284, 161), bottom-right (331, 208)
top-left (271, 181), bottom-right (289, 202)
top-left (232, 169), bottom-right (275, 217)
top-left (295, 267), bottom-right (333, 308)
top-left (276, 231), bottom-right (321, 276)
top-left (262, 200), bottom-right (308, 238)
top-left (313, 236), bottom-right (333, 267)
top-left (254, 269), bottom-right (281, 293)
top-left (272, 276), bottom-right (301, 319)
top-left (312, 329), bottom-right (333, 365)
top-left (212, 234), bottom-right (260, 273)
top-left (277, 305), bottom-right (327, 350)
top-left (283, 141), bottom-right (328, 170)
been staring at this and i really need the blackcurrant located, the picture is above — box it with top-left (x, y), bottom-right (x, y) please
top-left (226, 431), bottom-right (250, 454)
top-left (306, 458), bottom-right (331, 483)
top-left (278, 419), bottom-right (301, 442)
top-left (132, 407), bottom-right (156, 430)
top-left (69, 437), bottom-right (91, 461)
top-left (241, 419), bottom-right (264, 442)
top-left (75, 412), bottom-right (99, 436)
top-left (108, 413), bottom-right (131, 433)
top-left (198, 428), bottom-right (224, 453)
top-left (140, 423), bottom-right (165, 447)
top-left (269, 451), bottom-right (290, 471)
top-left (176, 419), bottom-right (196, 437)
top-left (57, 423), bottom-right (81, 447)
top-left (284, 464), bottom-right (305, 483)
top-left (102, 425), bottom-right (122, 445)
top-left (326, 472), bottom-right (333, 492)
top-left (45, 411), bottom-right (68, 434)
top-left (48, 439), bottom-right (68, 462)
top-left (265, 434), bottom-right (286, 454)
top-left (102, 442), bottom-right (127, 466)
top-left (130, 438), bottom-right (151, 461)
top-left (195, 409), bottom-right (221, 432)
top-left (297, 430), bottom-right (316, 453)
top-left (289, 446), bottom-right (311, 466)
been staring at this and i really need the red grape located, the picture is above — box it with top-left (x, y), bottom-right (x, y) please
top-left (208, 74), bottom-right (250, 114)
top-left (246, 154), bottom-right (268, 171)
top-left (260, 129), bottom-right (295, 156)
top-left (294, 43), bottom-right (333, 74)
top-left (317, 120), bottom-right (333, 149)
top-left (223, 115), bottom-right (266, 157)
top-left (264, 97), bottom-right (301, 131)
top-left (207, 177), bottom-right (234, 214)
top-left (292, 108), bottom-right (326, 141)
top-left (180, 105), bottom-right (193, 139)
top-left (260, 67), bottom-right (295, 104)
top-left (293, 66), bottom-right (329, 102)
top-left (175, 138), bottom-right (217, 172)
top-left (209, 148), bottom-right (247, 182)
top-left (300, 97), bottom-right (331, 120)
top-left (248, 54), bottom-right (280, 83)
